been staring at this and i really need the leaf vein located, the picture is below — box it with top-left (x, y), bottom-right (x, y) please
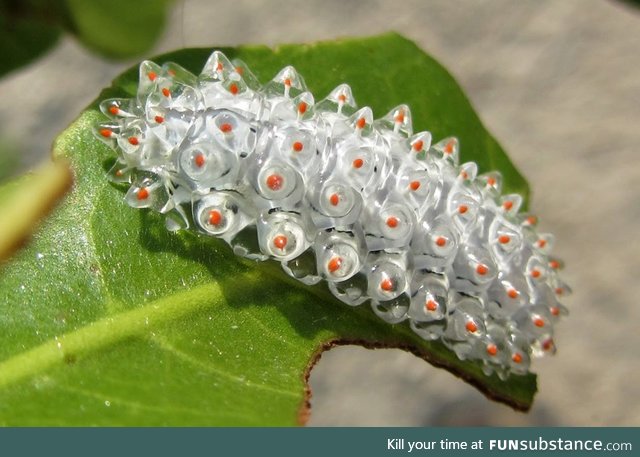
top-left (151, 335), bottom-right (298, 398)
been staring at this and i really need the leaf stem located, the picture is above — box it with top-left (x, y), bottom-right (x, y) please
top-left (0, 160), bottom-right (72, 261)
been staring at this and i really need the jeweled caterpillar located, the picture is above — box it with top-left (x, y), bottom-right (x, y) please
top-left (95, 50), bottom-right (569, 379)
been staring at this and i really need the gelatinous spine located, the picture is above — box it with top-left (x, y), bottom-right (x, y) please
top-left (95, 51), bottom-right (569, 378)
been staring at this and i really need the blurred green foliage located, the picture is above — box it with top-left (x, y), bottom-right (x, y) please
top-left (0, 0), bottom-right (173, 78)
top-left (0, 143), bottom-right (20, 183)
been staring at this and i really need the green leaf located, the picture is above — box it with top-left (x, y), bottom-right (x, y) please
top-left (0, 33), bottom-right (535, 426)
top-left (0, 0), bottom-right (63, 78)
top-left (63, 0), bottom-right (173, 58)
top-left (0, 141), bottom-right (21, 182)
top-left (0, 0), bottom-right (173, 77)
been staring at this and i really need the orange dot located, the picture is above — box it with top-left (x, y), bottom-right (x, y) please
top-left (109, 105), bottom-right (119, 115)
top-left (458, 204), bottom-right (468, 214)
top-left (486, 344), bottom-right (498, 356)
top-left (229, 83), bottom-right (239, 95)
top-left (426, 300), bottom-right (438, 312)
top-left (167, 69), bottom-right (176, 77)
top-left (99, 128), bottom-right (112, 138)
top-left (356, 117), bottom-right (366, 129)
top-left (298, 102), bottom-right (308, 114)
top-left (329, 193), bottom-right (340, 206)
top-left (487, 177), bottom-right (496, 186)
top-left (549, 260), bottom-right (560, 269)
top-left (444, 140), bottom-right (455, 154)
top-left (128, 137), bottom-right (139, 146)
top-left (498, 235), bottom-right (511, 244)
top-left (555, 287), bottom-right (563, 295)
top-left (503, 200), bottom-right (514, 211)
top-left (409, 181), bottom-right (421, 191)
top-left (465, 320), bottom-right (478, 333)
top-left (550, 306), bottom-right (560, 316)
top-left (115, 169), bottom-right (124, 177)
top-left (235, 66), bottom-right (244, 75)
top-left (352, 158), bottom-right (364, 169)
top-left (194, 153), bottom-right (206, 168)
top-left (147, 71), bottom-right (157, 81)
top-left (395, 111), bottom-right (405, 123)
top-left (542, 339), bottom-right (554, 351)
top-left (292, 141), bottom-right (304, 152)
top-left (386, 216), bottom-right (399, 228)
top-left (512, 353), bottom-right (523, 364)
top-left (533, 317), bottom-right (545, 328)
top-left (161, 88), bottom-right (170, 97)
top-left (537, 239), bottom-right (547, 248)
top-left (273, 235), bottom-right (288, 250)
top-left (476, 264), bottom-right (488, 276)
top-left (219, 123), bottom-right (233, 133)
top-left (435, 236), bottom-right (447, 247)
top-left (137, 187), bottom-right (149, 201)
top-left (208, 210), bottom-right (222, 226)
top-left (380, 278), bottom-right (395, 292)
top-left (531, 269), bottom-right (541, 279)
top-left (216, 62), bottom-right (223, 71)
top-left (412, 140), bottom-right (424, 152)
top-left (507, 288), bottom-right (519, 299)
top-left (154, 115), bottom-right (164, 124)
top-left (338, 94), bottom-right (347, 103)
top-left (266, 174), bottom-right (284, 191)
top-left (283, 78), bottom-right (292, 87)
top-left (527, 215), bottom-right (538, 225)
top-left (460, 170), bottom-right (468, 179)
top-left (327, 256), bottom-right (343, 273)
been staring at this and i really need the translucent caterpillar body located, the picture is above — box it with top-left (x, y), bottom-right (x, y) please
top-left (95, 51), bottom-right (569, 379)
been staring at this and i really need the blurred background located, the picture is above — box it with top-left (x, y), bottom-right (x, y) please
top-left (1, 0), bottom-right (638, 425)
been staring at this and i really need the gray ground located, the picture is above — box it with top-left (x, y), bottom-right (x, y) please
top-left (1, 0), bottom-right (638, 426)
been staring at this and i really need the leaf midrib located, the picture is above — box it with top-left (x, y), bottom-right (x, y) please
top-left (0, 282), bottom-right (220, 389)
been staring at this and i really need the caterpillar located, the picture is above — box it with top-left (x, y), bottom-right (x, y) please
top-left (94, 50), bottom-right (569, 379)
